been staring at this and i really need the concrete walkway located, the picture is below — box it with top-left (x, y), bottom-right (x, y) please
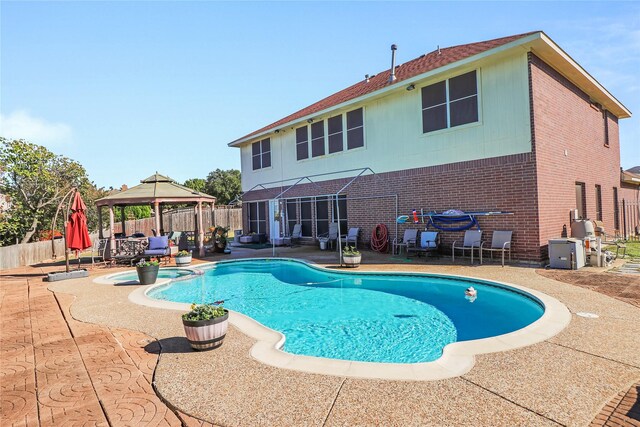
top-left (1, 249), bottom-right (639, 426)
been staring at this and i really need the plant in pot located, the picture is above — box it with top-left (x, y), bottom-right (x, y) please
top-left (342, 245), bottom-right (361, 268)
top-left (136, 258), bottom-right (160, 284)
top-left (181, 301), bottom-right (229, 350)
top-left (175, 250), bottom-right (192, 267)
top-left (213, 226), bottom-right (229, 253)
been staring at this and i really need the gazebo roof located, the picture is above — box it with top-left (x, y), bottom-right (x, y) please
top-left (96, 173), bottom-right (216, 206)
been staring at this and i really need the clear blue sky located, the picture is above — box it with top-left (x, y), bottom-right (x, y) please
top-left (1, 1), bottom-right (638, 189)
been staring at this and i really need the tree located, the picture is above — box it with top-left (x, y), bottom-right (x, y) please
top-left (0, 138), bottom-right (97, 245)
top-left (114, 205), bottom-right (152, 222)
top-left (204, 169), bottom-right (241, 205)
top-left (183, 178), bottom-right (206, 193)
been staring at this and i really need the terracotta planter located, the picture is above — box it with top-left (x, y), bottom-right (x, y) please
top-left (136, 264), bottom-right (159, 285)
top-left (342, 254), bottom-right (361, 268)
top-left (175, 255), bottom-right (192, 267)
top-left (182, 310), bottom-right (229, 351)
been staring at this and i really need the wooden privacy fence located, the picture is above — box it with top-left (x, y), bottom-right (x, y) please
top-left (113, 207), bottom-right (243, 236)
top-left (0, 233), bottom-right (100, 270)
top-left (621, 199), bottom-right (639, 240)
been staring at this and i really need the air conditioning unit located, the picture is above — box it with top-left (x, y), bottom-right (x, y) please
top-left (548, 238), bottom-right (585, 269)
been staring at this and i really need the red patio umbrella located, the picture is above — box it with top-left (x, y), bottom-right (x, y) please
top-left (65, 191), bottom-right (92, 270)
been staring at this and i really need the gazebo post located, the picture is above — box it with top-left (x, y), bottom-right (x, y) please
top-left (97, 206), bottom-right (103, 239)
top-left (109, 204), bottom-right (115, 256)
top-left (159, 203), bottom-right (165, 235)
top-left (154, 202), bottom-right (161, 236)
top-left (120, 206), bottom-right (126, 236)
top-left (197, 201), bottom-right (205, 257)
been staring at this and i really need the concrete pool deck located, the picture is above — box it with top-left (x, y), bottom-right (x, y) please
top-left (2, 246), bottom-right (639, 426)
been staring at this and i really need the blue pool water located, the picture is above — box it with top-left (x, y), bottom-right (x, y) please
top-left (147, 259), bottom-right (544, 363)
top-left (112, 268), bottom-right (194, 283)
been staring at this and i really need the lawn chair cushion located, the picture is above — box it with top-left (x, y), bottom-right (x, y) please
top-left (144, 249), bottom-right (168, 256)
top-left (148, 236), bottom-right (168, 250)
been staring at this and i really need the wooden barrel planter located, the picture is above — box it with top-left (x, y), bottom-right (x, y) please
top-left (182, 310), bottom-right (229, 350)
top-left (342, 254), bottom-right (361, 268)
top-left (175, 254), bottom-right (192, 267)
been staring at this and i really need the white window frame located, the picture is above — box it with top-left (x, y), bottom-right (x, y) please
top-left (295, 126), bottom-right (310, 161)
top-left (422, 70), bottom-right (479, 133)
top-left (327, 115), bottom-right (344, 154)
top-left (346, 107), bottom-right (365, 150)
top-left (251, 138), bottom-right (271, 171)
top-left (296, 107), bottom-right (366, 162)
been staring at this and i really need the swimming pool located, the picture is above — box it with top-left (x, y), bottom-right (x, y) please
top-left (147, 259), bottom-right (544, 364)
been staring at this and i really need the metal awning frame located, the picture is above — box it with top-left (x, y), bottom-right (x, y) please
top-left (238, 168), bottom-right (398, 264)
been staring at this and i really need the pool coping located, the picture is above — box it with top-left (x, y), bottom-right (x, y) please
top-left (99, 258), bottom-right (571, 381)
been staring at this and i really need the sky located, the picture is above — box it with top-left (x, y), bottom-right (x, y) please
top-left (1, 1), bottom-right (639, 189)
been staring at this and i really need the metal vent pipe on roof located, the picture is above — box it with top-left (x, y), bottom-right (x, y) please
top-left (389, 44), bottom-right (397, 83)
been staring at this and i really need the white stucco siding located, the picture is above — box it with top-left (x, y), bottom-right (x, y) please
top-left (240, 52), bottom-right (531, 191)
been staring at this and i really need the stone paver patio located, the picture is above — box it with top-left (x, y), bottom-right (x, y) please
top-left (1, 247), bottom-right (639, 426)
top-left (1, 261), bottom-right (216, 426)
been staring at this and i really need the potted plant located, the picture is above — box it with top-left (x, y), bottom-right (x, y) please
top-left (342, 245), bottom-right (361, 268)
top-left (175, 250), bottom-right (192, 267)
top-left (213, 226), bottom-right (229, 253)
top-left (181, 302), bottom-right (229, 350)
top-left (136, 259), bottom-right (160, 284)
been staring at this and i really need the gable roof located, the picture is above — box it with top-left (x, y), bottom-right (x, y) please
top-left (229, 31), bottom-right (631, 147)
top-left (95, 172), bottom-right (216, 206)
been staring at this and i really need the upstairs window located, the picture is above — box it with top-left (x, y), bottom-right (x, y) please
top-left (328, 116), bottom-right (344, 154)
top-left (311, 121), bottom-right (325, 157)
top-left (347, 108), bottom-right (364, 149)
top-left (295, 108), bottom-right (365, 162)
top-left (422, 70), bottom-right (478, 133)
top-left (296, 127), bottom-right (309, 160)
top-left (252, 138), bottom-right (271, 170)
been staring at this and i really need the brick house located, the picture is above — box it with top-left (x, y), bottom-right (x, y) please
top-left (229, 31), bottom-right (631, 263)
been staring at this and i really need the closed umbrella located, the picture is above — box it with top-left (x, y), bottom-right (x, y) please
top-left (65, 191), bottom-right (92, 270)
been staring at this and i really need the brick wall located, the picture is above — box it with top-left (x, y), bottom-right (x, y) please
top-left (529, 53), bottom-right (622, 256)
top-left (243, 152), bottom-right (542, 261)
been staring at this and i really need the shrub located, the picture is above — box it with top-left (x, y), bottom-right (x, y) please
top-left (182, 302), bottom-right (226, 321)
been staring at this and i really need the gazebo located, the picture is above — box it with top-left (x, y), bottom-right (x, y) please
top-left (95, 173), bottom-right (216, 256)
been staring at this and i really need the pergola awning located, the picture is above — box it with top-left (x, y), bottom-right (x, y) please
top-left (96, 173), bottom-right (216, 206)
top-left (96, 173), bottom-right (216, 257)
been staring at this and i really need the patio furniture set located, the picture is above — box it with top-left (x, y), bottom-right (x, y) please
top-left (93, 234), bottom-right (175, 266)
top-left (393, 229), bottom-right (513, 266)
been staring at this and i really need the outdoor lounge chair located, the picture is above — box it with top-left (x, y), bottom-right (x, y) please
top-left (342, 227), bottom-right (360, 248)
top-left (452, 230), bottom-right (482, 264)
top-left (290, 223), bottom-right (302, 245)
top-left (318, 223), bottom-right (339, 250)
top-left (392, 229), bottom-right (418, 255)
top-left (143, 235), bottom-right (170, 264)
top-left (91, 238), bottom-right (110, 267)
top-left (112, 238), bottom-right (148, 266)
top-left (480, 231), bottom-right (512, 266)
top-left (408, 231), bottom-right (440, 258)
